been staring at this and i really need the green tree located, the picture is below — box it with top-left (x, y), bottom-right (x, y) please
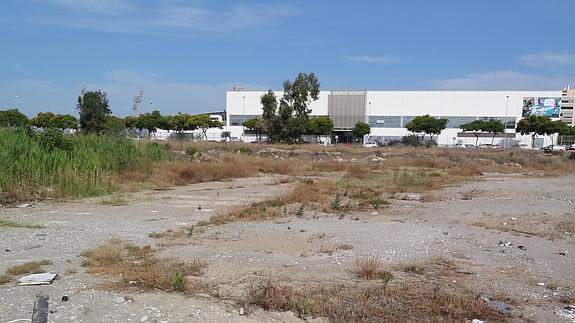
top-left (221, 131), bottom-right (231, 142)
top-left (77, 90), bottom-right (111, 134)
top-left (123, 115), bottom-right (139, 138)
top-left (516, 115), bottom-right (549, 148)
top-left (102, 115), bottom-right (125, 135)
top-left (405, 114), bottom-right (447, 144)
top-left (243, 117), bottom-right (265, 142)
top-left (191, 114), bottom-right (223, 141)
top-left (168, 113), bottom-right (197, 147)
top-left (31, 112), bottom-right (78, 130)
top-left (135, 110), bottom-right (163, 139)
top-left (259, 73), bottom-right (321, 143)
top-left (0, 109), bottom-right (29, 128)
top-left (460, 120), bottom-right (484, 147)
top-left (306, 116), bottom-right (334, 143)
top-left (352, 121), bottom-right (371, 143)
top-left (483, 119), bottom-right (505, 145)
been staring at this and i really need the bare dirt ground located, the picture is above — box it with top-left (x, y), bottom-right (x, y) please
top-left (1, 172), bottom-right (574, 322)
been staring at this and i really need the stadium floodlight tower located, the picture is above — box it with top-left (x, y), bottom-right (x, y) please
top-left (133, 89), bottom-right (144, 115)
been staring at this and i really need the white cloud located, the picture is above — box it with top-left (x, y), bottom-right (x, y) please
top-left (18, 1), bottom-right (298, 34)
top-left (428, 70), bottom-right (570, 90)
top-left (0, 70), bottom-right (269, 117)
top-left (519, 51), bottom-right (575, 68)
top-left (342, 54), bottom-right (398, 64)
top-left (41, 0), bottom-right (135, 15)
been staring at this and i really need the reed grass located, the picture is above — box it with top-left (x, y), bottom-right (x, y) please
top-left (0, 129), bottom-right (171, 204)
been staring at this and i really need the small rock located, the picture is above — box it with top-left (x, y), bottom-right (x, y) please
top-left (537, 283), bottom-right (545, 287)
top-left (393, 193), bottom-right (423, 201)
top-left (518, 245), bottom-right (527, 251)
top-left (114, 296), bottom-right (126, 304)
top-left (140, 315), bottom-right (148, 322)
top-left (61, 295), bottom-right (69, 302)
top-left (510, 217), bottom-right (517, 221)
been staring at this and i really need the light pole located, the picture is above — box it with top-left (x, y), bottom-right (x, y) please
top-left (242, 96), bottom-right (245, 140)
top-left (503, 95), bottom-right (509, 149)
top-left (12, 95), bottom-right (19, 109)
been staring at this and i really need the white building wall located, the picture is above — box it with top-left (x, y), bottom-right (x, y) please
top-left (226, 90), bottom-right (561, 146)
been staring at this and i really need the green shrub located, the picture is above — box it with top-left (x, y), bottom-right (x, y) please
top-left (0, 129), bottom-right (171, 204)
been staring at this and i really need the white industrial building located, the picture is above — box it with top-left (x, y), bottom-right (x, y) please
top-left (226, 90), bottom-right (563, 147)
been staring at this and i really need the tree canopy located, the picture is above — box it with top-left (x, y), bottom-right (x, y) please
top-left (306, 116), bottom-right (334, 142)
top-left (460, 119), bottom-right (505, 146)
top-left (77, 90), bottom-right (111, 134)
top-left (259, 73), bottom-right (321, 143)
top-left (31, 112), bottom-right (78, 130)
top-left (0, 109), bottom-right (29, 128)
top-left (352, 121), bottom-right (371, 143)
top-left (405, 115), bottom-right (448, 143)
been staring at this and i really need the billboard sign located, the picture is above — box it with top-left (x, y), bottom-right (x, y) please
top-left (522, 97), bottom-right (561, 118)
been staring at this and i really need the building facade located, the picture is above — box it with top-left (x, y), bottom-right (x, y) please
top-left (226, 90), bottom-right (562, 147)
top-left (561, 86), bottom-right (575, 126)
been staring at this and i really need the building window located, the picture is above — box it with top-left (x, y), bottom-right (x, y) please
top-left (369, 116), bottom-right (401, 128)
top-left (229, 115), bottom-right (261, 126)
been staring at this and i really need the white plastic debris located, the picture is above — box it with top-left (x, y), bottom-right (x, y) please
top-left (18, 272), bottom-right (57, 285)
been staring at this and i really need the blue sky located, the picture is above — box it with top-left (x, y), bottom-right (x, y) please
top-left (1, 0), bottom-right (574, 117)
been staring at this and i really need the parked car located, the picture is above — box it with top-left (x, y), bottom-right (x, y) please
top-left (363, 142), bottom-right (378, 148)
top-left (465, 144), bottom-right (476, 149)
top-left (566, 144), bottom-right (575, 151)
top-left (542, 145), bottom-right (566, 152)
top-left (478, 144), bottom-right (495, 149)
top-left (518, 144), bottom-right (532, 150)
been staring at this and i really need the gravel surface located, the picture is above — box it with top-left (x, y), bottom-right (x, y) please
top-left (1, 173), bottom-right (574, 322)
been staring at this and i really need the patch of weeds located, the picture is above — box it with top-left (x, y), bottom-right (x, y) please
top-left (369, 197), bottom-right (389, 209)
top-left (547, 282), bottom-right (559, 291)
top-left (377, 270), bottom-right (394, 285)
top-left (100, 195), bottom-right (128, 206)
top-left (185, 147), bottom-right (197, 157)
top-left (238, 145), bottom-right (252, 155)
top-left (187, 226), bottom-right (195, 238)
top-left (354, 257), bottom-right (381, 280)
top-left (0, 274), bottom-right (12, 285)
top-left (82, 240), bottom-right (206, 293)
top-left (248, 279), bottom-right (507, 321)
top-left (196, 220), bottom-right (209, 227)
top-left (336, 244), bottom-right (353, 251)
top-left (0, 219), bottom-right (44, 229)
top-left (295, 204), bottom-right (305, 218)
top-left (7, 260), bottom-right (52, 276)
top-left (403, 263), bottom-right (426, 275)
top-left (173, 272), bottom-right (186, 292)
top-left (331, 193), bottom-right (341, 211)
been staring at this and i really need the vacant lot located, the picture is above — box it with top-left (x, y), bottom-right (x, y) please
top-left (1, 145), bottom-right (574, 322)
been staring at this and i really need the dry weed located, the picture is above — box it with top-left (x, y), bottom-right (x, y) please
top-left (248, 279), bottom-right (507, 321)
top-left (82, 240), bottom-right (206, 293)
top-left (6, 260), bottom-right (52, 276)
top-left (354, 257), bottom-right (381, 280)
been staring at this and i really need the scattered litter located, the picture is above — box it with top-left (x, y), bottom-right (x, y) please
top-left (556, 305), bottom-right (575, 321)
top-left (498, 241), bottom-right (512, 247)
top-left (480, 293), bottom-right (513, 315)
top-left (510, 217), bottom-right (517, 221)
top-left (17, 203), bottom-right (32, 208)
top-left (518, 245), bottom-right (527, 251)
top-left (18, 273), bottom-right (57, 286)
top-left (239, 307), bottom-right (245, 316)
top-left (557, 251), bottom-right (567, 256)
top-left (472, 320), bottom-right (485, 323)
top-left (537, 283), bottom-right (545, 287)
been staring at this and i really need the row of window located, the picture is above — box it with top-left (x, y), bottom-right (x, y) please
top-left (230, 115), bottom-right (516, 129)
top-left (369, 116), bottom-right (516, 129)
top-left (229, 115), bottom-right (262, 126)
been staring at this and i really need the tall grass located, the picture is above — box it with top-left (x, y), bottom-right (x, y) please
top-left (0, 129), bottom-right (171, 204)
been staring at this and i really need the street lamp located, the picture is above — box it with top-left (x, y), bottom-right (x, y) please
top-left (12, 95), bottom-right (19, 109)
top-left (368, 101), bottom-right (371, 123)
top-left (503, 95), bottom-right (509, 149)
top-left (242, 96), bottom-right (246, 139)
